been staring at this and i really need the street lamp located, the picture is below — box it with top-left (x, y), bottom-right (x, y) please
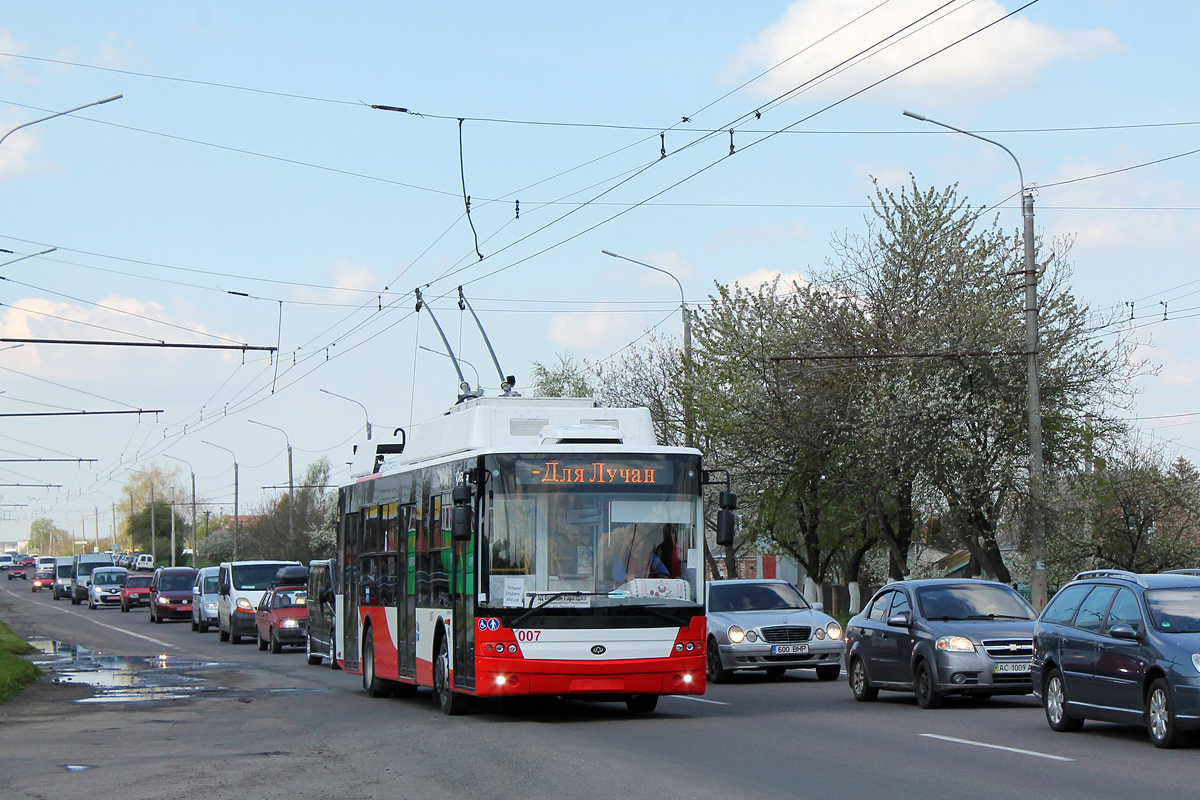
top-left (601, 250), bottom-right (693, 449)
top-left (202, 441), bottom-right (239, 560)
top-left (320, 388), bottom-right (372, 440)
top-left (0, 94), bottom-right (123, 149)
top-left (419, 345), bottom-right (481, 388)
top-left (164, 454), bottom-right (197, 568)
top-left (903, 109), bottom-right (1046, 608)
top-left (249, 420), bottom-right (294, 545)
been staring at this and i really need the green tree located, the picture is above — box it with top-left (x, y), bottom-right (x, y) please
top-left (529, 351), bottom-right (594, 397)
top-left (27, 518), bottom-right (70, 556)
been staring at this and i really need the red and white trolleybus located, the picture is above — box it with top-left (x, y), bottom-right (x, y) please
top-left (331, 395), bottom-right (735, 715)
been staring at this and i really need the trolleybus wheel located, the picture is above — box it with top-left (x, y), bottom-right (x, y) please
top-left (434, 636), bottom-right (470, 716)
top-left (363, 635), bottom-right (391, 698)
top-left (306, 635), bottom-right (322, 666)
top-left (626, 694), bottom-right (659, 713)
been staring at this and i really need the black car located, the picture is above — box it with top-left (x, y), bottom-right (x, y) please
top-left (844, 579), bottom-right (1038, 708)
top-left (1032, 569), bottom-right (1200, 748)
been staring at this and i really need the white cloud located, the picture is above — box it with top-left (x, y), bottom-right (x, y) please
top-left (95, 33), bottom-right (137, 68)
top-left (730, 269), bottom-right (809, 293)
top-left (547, 304), bottom-right (631, 350)
top-left (332, 258), bottom-right (380, 292)
top-left (726, 0), bottom-right (1120, 106)
top-left (0, 30), bottom-right (37, 85)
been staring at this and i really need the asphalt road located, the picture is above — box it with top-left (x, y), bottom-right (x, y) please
top-left (0, 578), bottom-right (1195, 800)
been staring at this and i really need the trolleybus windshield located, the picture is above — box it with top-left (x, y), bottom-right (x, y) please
top-left (484, 453), bottom-right (702, 610)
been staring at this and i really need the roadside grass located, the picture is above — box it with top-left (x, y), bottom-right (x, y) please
top-left (0, 619), bottom-right (40, 703)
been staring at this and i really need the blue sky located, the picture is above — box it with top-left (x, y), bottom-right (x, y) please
top-left (1, 1), bottom-right (1198, 545)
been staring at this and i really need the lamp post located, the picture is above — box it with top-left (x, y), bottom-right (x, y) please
top-left (419, 345), bottom-right (481, 388)
top-left (0, 94), bottom-right (123, 150)
top-left (249, 420), bottom-right (294, 545)
top-left (320, 388), bottom-right (372, 440)
top-left (601, 250), bottom-right (693, 449)
top-left (202, 441), bottom-right (239, 560)
top-left (903, 110), bottom-right (1046, 608)
top-left (164, 454), bottom-right (197, 568)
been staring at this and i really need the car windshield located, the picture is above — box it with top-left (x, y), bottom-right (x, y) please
top-left (1145, 588), bottom-right (1200, 633)
top-left (126, 576), bottom-right (153, 588)
top-left (708, 582), bottom-right (809, 612)
top-left (158, 574), bottom-right (196, 592)
top-left (231, 564), bottom-right (293, 591)
top-left (201, 575), bottom-right (218, 593)
top-left (916, 583), bottom-right (1036, 621)
top-left (56, 565), bottom-right (72, 578)
top-left (93, 572), bottom-right (126, 586)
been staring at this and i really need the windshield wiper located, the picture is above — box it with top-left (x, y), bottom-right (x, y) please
top-left (927, 615), bottom-right (968, 621)
top-left (967, 614), bottom-right (1032, 620)
top-left (511, 591), bottom-right (610, 627)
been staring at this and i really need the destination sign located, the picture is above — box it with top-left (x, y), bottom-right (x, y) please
top-left (517, 459), bottom-right (674, 486)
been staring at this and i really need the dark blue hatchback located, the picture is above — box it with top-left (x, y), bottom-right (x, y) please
top-left (1032, 569), bottom-right (1200, 748)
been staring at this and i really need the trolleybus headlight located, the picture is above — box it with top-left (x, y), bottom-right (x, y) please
top-left (675, 643), bottom-right (684, 652)
top-left (508, 643), bottom-right (518, 654)
top-left (826, 623), bottom-right (842, 641)
top-left (495, 675), bottom-right (507, 686)
top-left (682, 673), bottom-right (693, 684)
top-left (728, 625), bottom-right (745, 644)
top-left (686, 642), bottom-right (695, 652)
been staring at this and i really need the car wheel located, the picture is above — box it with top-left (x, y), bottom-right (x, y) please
top-left (306, 635), bottom-right (322, 666)
top-left (257, 631), bottom-right (268, 651)
top-left (1043, 668), bottom-right (1084, 732)
top-left (362, 634), bottom-right (390, 698)
top-left (764, 667), bottom-right (787, 677)
top-left (914, 661), bottom-right (944, 709)
top-left (230, 628), bottom-right (242, 644)
top-left (270, 629), bottom-right (282, 655)
top-left (626, 694), bottom-right (659, 713)
top-left (1147, 678), bottom-right (1185, 748)
top-left (191, 618), bottom-right (199, 632)
top-left (433, 635), bottom-right (470, 715)
top-left (198, 620), bottom-right (208, 633)
top-left (219, 622), bottom-right (230, 642)
top-left (849, 657), bottom-right (878, 702)
top-left (706, 637), bottom-right (730, 684)
top-left (816, 664), bottom-right (841, 681)
top-left (71, 594), bottom-right (79, 606)
top-left (329, 631), bottom-right (340, 670)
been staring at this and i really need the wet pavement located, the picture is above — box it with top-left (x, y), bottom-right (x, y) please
top-left (27, 638), bottom-right (234, 703)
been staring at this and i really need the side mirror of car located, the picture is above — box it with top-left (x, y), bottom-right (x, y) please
top-left (887, 612), bottom-right (913, 628)
top-left (811, 602), bottom-right (824, 612)
top-left (1108, 623), bottom-right (1140, 641)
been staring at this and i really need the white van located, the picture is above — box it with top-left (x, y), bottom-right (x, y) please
top-left (135, 554), bottom-right (155, 571)
top-left (71, 552), bottom-right (114, 604)
top-left (217, 560), bottom-right (298, 644)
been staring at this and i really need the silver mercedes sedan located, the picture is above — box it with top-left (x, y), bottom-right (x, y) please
top-left (706, 579), bottom-right (843, 683)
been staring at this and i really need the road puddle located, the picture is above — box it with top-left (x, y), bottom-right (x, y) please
top-left (27, 639), bottom-right (232, 703)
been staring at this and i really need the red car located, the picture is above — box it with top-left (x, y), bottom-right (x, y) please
top-left (255, 584), bottom-right (308, 654)
top-left (121, 574), bottom-right (153, 611)
top-left (31, 569), bottom-right (55, 592)
top-left (149, 566), bottom-right (199, 623)
top-left (6, 563), bottom-right (27, 580)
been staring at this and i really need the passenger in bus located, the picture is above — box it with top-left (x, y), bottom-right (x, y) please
top-left (611, 527), bottom-right (670, 584)
top-left (653, 525), bottom-right (682, 579)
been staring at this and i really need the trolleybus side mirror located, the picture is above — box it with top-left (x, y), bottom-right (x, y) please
top-left (452, 484), bottom-right (473, 541)
top-left (715, 491), bottom-right (738, 547)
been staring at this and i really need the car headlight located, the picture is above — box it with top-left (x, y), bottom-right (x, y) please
top-left (936, 635), bottom-right (975, 652)
top-left (204, 603), bottom-right (218, 612)
top-left (237, 598), bottom-right (254, 611)
top-left (826, 623), bottom-right (842, 641)
top-left (814, 627), bottom-right (826, 640)
top-left (158, 596), bottom-right (171, 604)
top-left (281, 619), bottom-right (299, 629)
top-left (728, 625), bottom-right (745, 644)
top-left (1192, 654), bottom-right (1200, 674)
top-left (745, 630), bottom-right (758, 642)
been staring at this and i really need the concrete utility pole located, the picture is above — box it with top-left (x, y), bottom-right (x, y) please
top-left (150, 482), bottom-right (156, 565)
top-left (904, 110), bottom-right (1046, 608)
top-left (170, 487), bottom-right (177, 567)
top-left (203, 441), bottom-right (239, 560)
top-left (250, 420), bottom-right (294, 544)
